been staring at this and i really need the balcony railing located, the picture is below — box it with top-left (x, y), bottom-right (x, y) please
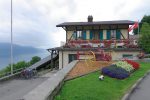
top-left (63, 39), bottom-right (139, 49)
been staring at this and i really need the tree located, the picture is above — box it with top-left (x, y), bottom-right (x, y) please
top-left (134, 15), bottom-right (150, 34)
top-left (139, 22), bottom-right (150, 53)
top-left (30, 56), bottom-right (41, 65)
top-left (14, 61), bottom-right (29, 70)
top-left (141, 15), bottom-right (150, 24)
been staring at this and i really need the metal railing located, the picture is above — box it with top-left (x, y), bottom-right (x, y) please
top-left (0, 67), bottom-right (25, 78)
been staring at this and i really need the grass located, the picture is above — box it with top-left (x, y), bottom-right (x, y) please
top-left (55, 62), bottom-right (150, 100)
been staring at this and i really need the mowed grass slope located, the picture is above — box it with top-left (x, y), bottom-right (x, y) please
top-left (55, 62), bottom-right (150, 100)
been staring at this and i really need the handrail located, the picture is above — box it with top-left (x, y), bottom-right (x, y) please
top-left (68, 39), bottom-right (136, 44)
top-left (0, 67), bottom-right (25, 78)
top-left (65, 39), bottom-right (138, 48)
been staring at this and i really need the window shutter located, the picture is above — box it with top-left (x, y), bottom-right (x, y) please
top-left (99, 30), bottom-right (103, 40)
top-left (82, 31), bottom-right (86, 40)
top-left (90, 30), bottom-right (93, 40)
top-left (116, 30), bottom-right (121, 39)
top-left (107, 30), bottom-right (111, 40)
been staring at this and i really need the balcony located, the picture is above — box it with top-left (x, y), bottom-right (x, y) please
top-left (63, 39), bottom-right (139, 49)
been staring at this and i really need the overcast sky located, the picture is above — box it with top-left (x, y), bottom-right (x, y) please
top-left (0, 0), bottom-right (150, 49)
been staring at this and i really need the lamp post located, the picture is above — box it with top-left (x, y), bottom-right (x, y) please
top-left (11, 0), bottom-right (13, 75)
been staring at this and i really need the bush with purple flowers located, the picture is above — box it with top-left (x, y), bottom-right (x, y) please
top-left (102, 65), bottom-right (130, 79)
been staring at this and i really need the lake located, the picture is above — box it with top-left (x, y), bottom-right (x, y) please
top-left (0, 50), bottom-right (50, 69)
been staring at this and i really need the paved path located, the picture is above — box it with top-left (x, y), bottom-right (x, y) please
top-left (128, 73), bottom-right (150, 100)
top-left (0, 70), bottom-right (58, 100)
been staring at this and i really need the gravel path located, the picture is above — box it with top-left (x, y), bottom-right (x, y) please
top-left (66, 61), bottom-right (112, 79)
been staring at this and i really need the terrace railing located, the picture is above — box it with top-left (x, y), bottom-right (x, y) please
top-left (63, 39), bottom-right (139, 49)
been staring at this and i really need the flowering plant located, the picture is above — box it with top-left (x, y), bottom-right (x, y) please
top-left (114, 61), bottom-right (134, 73)
top-left (102, 65), bottom-right (130, 79)
top-left (123, 59), bottom-right (140, 70)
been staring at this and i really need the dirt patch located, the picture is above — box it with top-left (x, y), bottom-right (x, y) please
top-left (66, 60), bottom-right (113, 80)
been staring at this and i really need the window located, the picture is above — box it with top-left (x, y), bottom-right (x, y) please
top-left (76, 31), bottom-right (86, 40)
top-left (93, 31), bottom-right (99, 40)
top-left (73, 31), bottom-right (77, 40)
top-left (122, 54), bottom-right (133, 59)
top-left (111, 30), bottom-right (116, 39)
top-left (77, 31), bottom-right (82, 39)
top-left (68, 54), bottom-right (77, 63)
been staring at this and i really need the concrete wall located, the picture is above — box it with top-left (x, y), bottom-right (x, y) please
top-left (86, 30), bottom-right (90, 40)
top-left (103, 30), bottom-right (107, 39)
top-left (111, 51), bottom-right (139, 60)
top-left (59, 51), bottom-right (77, 69)
top-left (59, 50), bottom-right (140, 69)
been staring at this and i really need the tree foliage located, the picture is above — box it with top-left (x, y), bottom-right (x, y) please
top-left (141, 15), bottom-right (150, 24)
top-left (134, 15), bottom-right (150, 34)
top-left (139, 22), bottom-right (150, 53)
top-left (30, 56), bottom-right (41, 65)
top-left (0, 56), bottom-right (41, 76)
top-left (14, 61), bottom-right (29, 70)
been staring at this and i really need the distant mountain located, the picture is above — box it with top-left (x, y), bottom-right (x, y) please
top-left (0, 43), bottom-right (46, 57)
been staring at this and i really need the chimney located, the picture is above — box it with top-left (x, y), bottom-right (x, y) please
top-left (88, 15), bottom-right (93, 22)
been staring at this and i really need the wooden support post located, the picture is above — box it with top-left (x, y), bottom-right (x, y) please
top-left (51, 50), bottom-right (54, 69)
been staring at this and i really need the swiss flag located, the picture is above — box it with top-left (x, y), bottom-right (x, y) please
top-left (128, 21), bottom-right (138, 32)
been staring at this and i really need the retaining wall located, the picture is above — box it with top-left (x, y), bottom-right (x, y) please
top-left (22, 60), bottom-right (78, 100)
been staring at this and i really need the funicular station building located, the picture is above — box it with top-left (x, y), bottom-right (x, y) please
top-left (48, 16), bottom-right (141, 69)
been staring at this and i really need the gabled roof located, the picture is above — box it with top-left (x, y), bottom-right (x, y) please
top-left (56, 20), bottom-right (135, 27)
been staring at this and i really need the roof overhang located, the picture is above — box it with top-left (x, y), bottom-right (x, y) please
top-left (56, 20), bottom-right (135, 27)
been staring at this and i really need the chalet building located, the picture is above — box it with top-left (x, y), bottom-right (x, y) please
top-left (48, 16), bottom-right (141, 69)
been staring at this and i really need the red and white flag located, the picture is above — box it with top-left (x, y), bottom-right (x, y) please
top-left (128, 21), bottom-right (138, 32)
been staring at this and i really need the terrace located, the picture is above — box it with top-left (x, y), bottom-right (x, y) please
top-left (63, 39), bottom-right (139, 49)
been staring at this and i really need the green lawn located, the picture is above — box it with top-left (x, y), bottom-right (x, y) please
top-left (55, 62), bottom-right (150, 100)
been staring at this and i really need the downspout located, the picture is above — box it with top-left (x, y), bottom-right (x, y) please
top-left (62, 51), bottom-right (63, 68)
top-left (66, 30), bottom-right (67, 42)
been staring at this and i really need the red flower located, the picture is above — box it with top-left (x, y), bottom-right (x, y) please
top-left (123, 59), bottom-right (140, 70)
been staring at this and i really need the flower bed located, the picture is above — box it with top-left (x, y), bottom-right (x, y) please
top-left (123, 59), bottom-right (140, 70)
top-left (114, 61), bottom-right (134, 73)
top-left (102, 65), bottom-right (130, 79)
top-left (101, 60), bottom-right (140, 79)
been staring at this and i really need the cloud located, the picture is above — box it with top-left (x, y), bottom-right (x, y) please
top-left (0, 0), bottom-right (149, 49)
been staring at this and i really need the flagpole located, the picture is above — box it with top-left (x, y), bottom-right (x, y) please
top-left (11, 0), bottom-right (13, 75)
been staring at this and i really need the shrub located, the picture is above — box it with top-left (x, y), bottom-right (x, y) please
top-left (102, 65), bottom-right (130, 79)
top-left (114, 61), bottom-right (134, 73)
top-left (123, 59), bottom-right (140, 70)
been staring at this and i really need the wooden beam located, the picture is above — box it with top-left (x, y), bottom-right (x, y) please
top-left (128, 31), bottom-right (129, 39)
top-left (75, 26), bottom-right (77, 40)
top-left (62, 27), bottom-right (66, 30)
top-left (121, 32), bottom-right (125, 39)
